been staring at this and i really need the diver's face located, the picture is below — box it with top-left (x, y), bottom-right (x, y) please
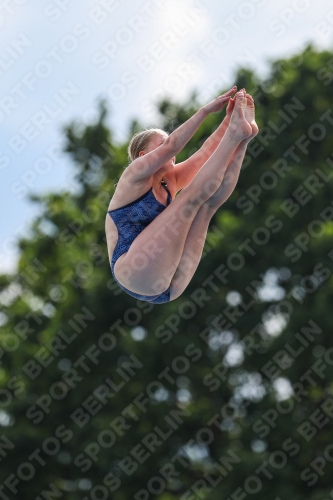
top-left (139, 133), bottom-right (176, 165)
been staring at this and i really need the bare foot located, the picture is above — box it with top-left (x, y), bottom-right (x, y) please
top-left (244, 93), bottom-right (259, 139)
top-left (228, 90), bottom-right (252, 140)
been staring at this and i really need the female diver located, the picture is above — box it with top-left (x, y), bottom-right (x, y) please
top-left (105, 87), bottom-right (259, 304)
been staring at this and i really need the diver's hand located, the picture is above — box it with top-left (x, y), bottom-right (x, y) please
top-left (202, 86), bottom-right (237, 114)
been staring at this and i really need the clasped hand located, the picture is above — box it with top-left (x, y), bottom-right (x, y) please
top-left (203, 86), bottom-right (237, 114)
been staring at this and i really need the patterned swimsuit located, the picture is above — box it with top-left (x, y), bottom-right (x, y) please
top-left (107, 182), bottom-right (172, 304)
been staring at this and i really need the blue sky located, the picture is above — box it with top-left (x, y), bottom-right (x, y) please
top-left (1, 0), bottom-right (333, 273)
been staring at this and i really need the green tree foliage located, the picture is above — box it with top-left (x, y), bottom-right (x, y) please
top-left (1, 44), bottom-right (333, 499)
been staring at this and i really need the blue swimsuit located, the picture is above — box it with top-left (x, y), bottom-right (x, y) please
top-left (107, 182), bottom-right (172, 304)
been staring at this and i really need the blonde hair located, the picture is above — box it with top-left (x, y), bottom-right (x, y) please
top-left (127, 128), bottom-right (168, 162)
